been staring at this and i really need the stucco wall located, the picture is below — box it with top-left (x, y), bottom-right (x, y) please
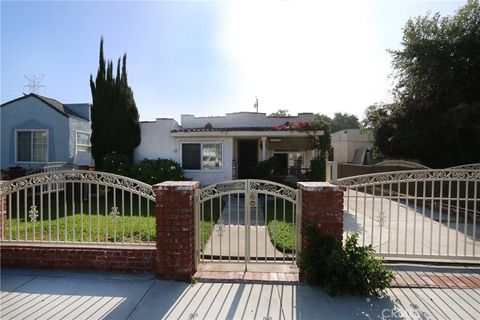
top-left (181, 112), bottom-right (315, 128)
top-left (135, 119), bottom-right (235, 186)
top-left (0, 96), bottom-right (70, 169)
top-left (68, 116), bottom-right (92, 163)
top-left (134, 119), bottom-right (180, 163)
top-left (331, 129), bottom-right (372, 163)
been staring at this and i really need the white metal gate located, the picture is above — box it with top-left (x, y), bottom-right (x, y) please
top-left (338, 169), bottom-right (480, 262)
top-left (0, 170), bottom-right (156, 245)
top-left (195, 179), bottom-right (300, 268)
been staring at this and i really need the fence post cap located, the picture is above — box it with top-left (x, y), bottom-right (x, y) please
top-left (297, 181), bottom-right (343, 192)
top-left (153, 181), bottom-right (199, 191)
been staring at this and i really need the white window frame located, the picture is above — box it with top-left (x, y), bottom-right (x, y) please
top-left (75, 130), bottom-right (91, 153)
top-left (15, 129), bottom-right (49, 164)
top-left (180, 141), bottom-right (224, 171)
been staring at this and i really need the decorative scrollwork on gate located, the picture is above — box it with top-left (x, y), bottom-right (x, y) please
top-left (0, 170), bottom-right (156, 201)
top-left (199, 180), bottom-right (247, 201)
top-left (249, 180), bottom-right (297, 202)
top-left (338, 169), bottom-right (480, 188)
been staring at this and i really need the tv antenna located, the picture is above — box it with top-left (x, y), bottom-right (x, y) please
top-left (254, 96), bottom-right (259, 113)
top-left (24, 74), bottom-right (45, 94)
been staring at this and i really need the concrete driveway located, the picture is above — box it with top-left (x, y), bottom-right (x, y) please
top-left (2, 268), bottom-right (479, 319)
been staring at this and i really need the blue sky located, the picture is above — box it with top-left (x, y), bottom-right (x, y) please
top-left (1, 0), bottom-right (467, 121)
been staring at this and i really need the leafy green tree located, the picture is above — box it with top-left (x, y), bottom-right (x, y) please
top-left (364, 0), bottom-right (480, 167)
top-left (90, 38), bottom-right (141, 169)
top-left (330, 112), bottom-right (360, 133)
top-left (269, 109), bottom-right (290, 116)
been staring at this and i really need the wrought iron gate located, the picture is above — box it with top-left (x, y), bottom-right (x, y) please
top-left (338, 169), bottom-right (480, 262)
top-left (195, 179), bottom-right (300, 268)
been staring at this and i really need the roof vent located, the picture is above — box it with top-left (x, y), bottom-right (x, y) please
top-left (204, 122), bottom-right (213, 129)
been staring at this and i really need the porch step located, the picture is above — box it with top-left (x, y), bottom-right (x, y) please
top-left (193, 271), bottom-right (300, 284)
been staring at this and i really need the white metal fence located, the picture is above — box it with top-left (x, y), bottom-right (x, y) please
top-left (338, 169), bottom-right (480, 262)
top-left (195, 179), bottom-right (300, 268)
top-left (0, 170), bottom-right (156, 245)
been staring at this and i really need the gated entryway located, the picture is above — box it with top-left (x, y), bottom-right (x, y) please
top-left (195, 179), bottom-right (300, 269)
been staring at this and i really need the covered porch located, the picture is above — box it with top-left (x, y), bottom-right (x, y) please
top-left (233, 135), bottom-right (316, 180)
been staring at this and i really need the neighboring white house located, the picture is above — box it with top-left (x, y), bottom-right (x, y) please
top-left (134, 112), bottom-right (320, 186)
top-left (330, 129), bottom-right (372, 164)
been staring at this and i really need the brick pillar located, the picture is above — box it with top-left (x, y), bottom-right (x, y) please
top-left (0, 181), bottom-right (7, 240)
top-left (154, 181), bottom-right (199, 281)
top-left (298, 181), bottom-right (344, 241)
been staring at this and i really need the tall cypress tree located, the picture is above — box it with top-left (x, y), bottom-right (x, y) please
top-left (90, 38), bottom-right (141, 169)
top-left (89, 37), bottom-right (107, 168)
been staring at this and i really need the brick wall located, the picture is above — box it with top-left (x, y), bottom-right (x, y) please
top-left (154, 181), bottom-right (199, 281)
top-left (0, 243), bottom-right (155, 272)
top-left (298, 182), bottom-right (344, 240)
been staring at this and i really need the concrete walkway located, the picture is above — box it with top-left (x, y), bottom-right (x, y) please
top-left (203, 196), bottom-right (287, 260)
top-left (2, 267), bottom-right (479, 319)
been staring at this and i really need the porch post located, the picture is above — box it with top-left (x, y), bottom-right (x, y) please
top-left (153, 181), bottom-right (199, 281)
top-left (261, 136), bottom-right (267, 161)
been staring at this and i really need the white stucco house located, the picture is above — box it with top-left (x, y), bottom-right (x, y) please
top-left (134, 112), bottom-right (321, 186)
top-left (330, 129), bottom-right (372, 164)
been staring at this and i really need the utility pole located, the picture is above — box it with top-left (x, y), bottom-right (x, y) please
top-left (254, 96), bottom-right (258, 113)
top-left (24, 74), bottom-right (45, 94)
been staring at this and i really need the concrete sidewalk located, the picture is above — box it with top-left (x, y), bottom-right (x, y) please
top-left (1, 267), bottom-right (479, 319)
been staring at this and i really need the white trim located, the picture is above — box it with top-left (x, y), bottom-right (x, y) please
top-left (14, 129), bottom-right (49, 164)
top-left (180, 141), bottom-right (224, 172)
top-left (75, 130), bottom-right (91, 154)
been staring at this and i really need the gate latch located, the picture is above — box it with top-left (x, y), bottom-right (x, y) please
top-left (249, 192), bottom-right (257, 207)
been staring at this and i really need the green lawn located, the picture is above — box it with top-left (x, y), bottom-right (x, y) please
top-left (5, 188), bottom-right (156, 243)
top-left (265, 197), bottom-right (296, 253)
top-left (7, 214), bottom-right (156, 243)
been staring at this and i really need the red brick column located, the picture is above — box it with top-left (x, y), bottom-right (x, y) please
top-left (298, 182), bottom-right (344, 242)
top-left (154, 181), bottom-right (199, 281)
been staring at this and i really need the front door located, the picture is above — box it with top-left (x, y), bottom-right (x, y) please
top-left (237, 140), bottom-right (258, 179)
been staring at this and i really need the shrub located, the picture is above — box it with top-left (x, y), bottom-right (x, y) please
top-left (299, 224), bottom-right (394, 297)
top-left (254, 157), bottom-right (286, 183)
top-left (305, 159), bottom-right (325, 181)
top-left (267, 220), bottom-right (295, 253)
top-left (100, 151), bottom-right (131, 175)
top-left (130, 158), bottom-right (186, 185)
